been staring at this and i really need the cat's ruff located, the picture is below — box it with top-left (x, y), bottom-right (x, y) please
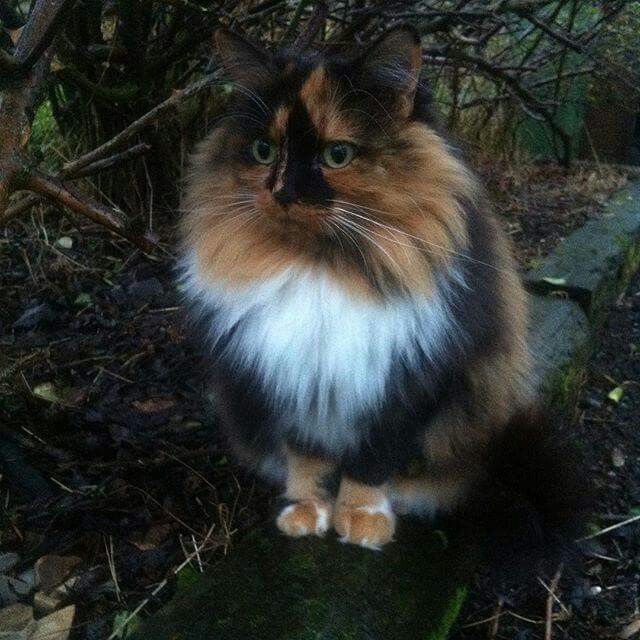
top-left (181, 255), bottom-right (468, 457)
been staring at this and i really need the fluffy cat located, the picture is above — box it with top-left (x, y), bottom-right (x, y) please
top-left (179, 25), bottom-right (573, 552)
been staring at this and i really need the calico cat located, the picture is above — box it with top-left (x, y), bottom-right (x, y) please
top-left (179, 25), bottom-right (571, 552)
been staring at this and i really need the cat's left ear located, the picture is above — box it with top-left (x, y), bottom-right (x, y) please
top-left (214, 28), bottom-right (274, 87)
top-left (353, 25), bottom-right (422, 118)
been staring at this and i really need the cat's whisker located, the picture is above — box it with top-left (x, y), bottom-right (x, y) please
top-left (332, 204), bottom-right (444, 263)
top-left (333, 214), bottom-right (404, 277)
top-left (211, 208), bottom-right (260, 234)
top-left (332, 200), bottom-right (509, 275)
top-left (332, 207), bottom-right (413, 265)
top-left (328, 218), bottom-right (372, 278)
top-left (226, 79), bottom-right (272, 118)
top-left (181, 202), bottom-right (258, 218)
top-left (210, 112), bottom-right (267, 129)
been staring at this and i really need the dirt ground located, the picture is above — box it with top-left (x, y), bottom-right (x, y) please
top-left (455, 265), bottom-right (640, 640)
top-left (0, 164), bottom-right (635, 638)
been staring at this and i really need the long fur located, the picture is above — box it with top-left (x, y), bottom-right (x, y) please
top-left (467, 409), bottom-right (592, 580)
top-left (176, 25), bottom-right (575, 560)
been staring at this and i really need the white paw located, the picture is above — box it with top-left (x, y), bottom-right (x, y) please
top-left (333, 497), bottom-right (396, 550)
top-left (276, 500), bottom-right (332, 538)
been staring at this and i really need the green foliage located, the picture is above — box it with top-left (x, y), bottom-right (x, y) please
top-left (28, 100), bottom-right (64, 172)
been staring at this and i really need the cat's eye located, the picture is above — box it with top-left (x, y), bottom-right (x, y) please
top-left (250, 139), bottom-right (277, 165)
top-left (322, 142), bottom-right (356, 169)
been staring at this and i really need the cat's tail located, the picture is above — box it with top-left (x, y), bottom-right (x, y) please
top-left (468, 408), bottom-right (593, 580)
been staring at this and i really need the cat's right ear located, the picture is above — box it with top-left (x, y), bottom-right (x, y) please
top-left (214, 28), bottom-right (273, 86)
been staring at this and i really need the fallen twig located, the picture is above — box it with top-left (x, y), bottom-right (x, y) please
top-left (579, 514), bottom-right (640, 541)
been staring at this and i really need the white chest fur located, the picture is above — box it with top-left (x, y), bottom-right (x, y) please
top-left (181, 256), bottom-right (464, 454)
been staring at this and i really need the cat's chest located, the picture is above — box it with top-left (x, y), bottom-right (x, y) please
top-left (185, 264), bottom-right (458, 442)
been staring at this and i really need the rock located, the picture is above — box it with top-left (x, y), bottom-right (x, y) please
top-left (0, 603), bottom-right (35, 639)
top-left (528, 294), bottom-right (591, 400)
top-left (13, 303), bottom-right (54, 330)
top-left (0, 553), bottom-right (19, 574)
top-left (526, 182), bottom-right (640, 313)
top-left (31, 605), bottom-right (75, 640)
top-left (131, 525), bottom-right (473, 640)
top-left (127, 278), bottom-right (164, 300)
top-left (54, 237), bottom-right (73, 250)
top-left (0, 576), bottom-right (32, 606)
top-left (34, 556), bottom-right (81, 593)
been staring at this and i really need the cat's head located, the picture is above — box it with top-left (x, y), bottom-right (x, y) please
top-left (182, 26), bottom-right (477, 297)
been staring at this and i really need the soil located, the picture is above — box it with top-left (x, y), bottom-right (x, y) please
top-left (0, 163), bottom-right (635, 639)
top-left (455, 271), bottom-right (640, 640)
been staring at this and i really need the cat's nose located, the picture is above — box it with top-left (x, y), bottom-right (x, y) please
top-left (273, 186), bottom-right (296, 206)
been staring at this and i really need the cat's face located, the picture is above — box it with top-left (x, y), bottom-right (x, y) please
top-left (183, 27), bottom-right (475, 297)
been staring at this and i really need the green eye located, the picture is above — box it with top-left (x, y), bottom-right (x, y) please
top-left (250, 139), bottom-right (277, 165)
top-left (322, 142), bottom-right (356, 169)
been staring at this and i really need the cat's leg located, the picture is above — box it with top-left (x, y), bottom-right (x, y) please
top-left (276, 449), bottom-right (334, 539)
top-left (389, 474), bottom-right (471, 518)
top-left (332, 478), bottom-right (396, 550)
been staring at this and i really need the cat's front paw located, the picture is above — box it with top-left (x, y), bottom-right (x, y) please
top-left (333, 498), bottom-right (396, 550)
top-left (276, 499), bottom-right (332, 538)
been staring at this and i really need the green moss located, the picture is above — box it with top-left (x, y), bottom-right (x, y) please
top-left (544, 362), bottom-right (587, 411)
top-left (426, 586), bottom-right (468, 640)
top-left (132, 525), bottom-right (476, 640)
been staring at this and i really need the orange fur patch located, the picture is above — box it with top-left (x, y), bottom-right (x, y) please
top-left (182, 62), bottom-right (478, 298)
top-left (333, 480), bottom-right (395, 549)
top-left (277, 499), bottom-right (332, 538)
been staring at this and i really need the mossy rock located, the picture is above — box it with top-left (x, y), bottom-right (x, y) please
top-left (526, 181), bottom-right (640, 314)
top-left (131, 523), bottom-right (473, 640)
top-left (528, 294), bottom-right (591, 407)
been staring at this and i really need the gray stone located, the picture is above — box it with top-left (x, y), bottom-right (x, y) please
top-left (526, 181), bottom-right (640, 310)
top-left (529, 294), bottom-right (591, 393)
top-left (31, 605), bottom-right (75, 640)
top-left (0, 554), bottom-right (19, 574)
top-left (0, 603), bottom-right (35, 639)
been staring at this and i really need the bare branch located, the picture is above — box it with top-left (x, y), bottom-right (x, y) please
top-left (2, 0), bottom-right (73, 79)
top-left (61, 72), bottom-right (222, 176)
top-left (8, 170), bottom-right (158, 253)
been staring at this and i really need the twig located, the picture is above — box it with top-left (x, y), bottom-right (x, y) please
top-left (107, 523), bottom-right (216, 640)
top-left (544, 567), bottom-right (563, 640)
top-left (62, 72), bottom-right (223, 176)
top-left (71, 143), bottom-right (152, 179)
top-left (579, 514), bottom-right (640, 541)
top-left (488, 597), bottom-right (504, 639)
top-left (15, 170), bottom-right (158, 253)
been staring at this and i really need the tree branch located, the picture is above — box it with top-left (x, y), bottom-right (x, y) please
top-left (10, 170), bottom-right (158, 253)
top-left (62, 71), bottom-right (222, 175)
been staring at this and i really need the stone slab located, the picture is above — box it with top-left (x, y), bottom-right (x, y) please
top-left (528, 294), bottom-right (591, 395)
top-left (526, 181), bottom-right (640, 310)
top-left (131, 525), bottom-right (473, 640)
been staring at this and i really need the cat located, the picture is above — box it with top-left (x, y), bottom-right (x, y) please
top-left (178, 25), bottom-right (582, 553)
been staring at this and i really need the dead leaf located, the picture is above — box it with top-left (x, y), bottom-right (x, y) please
top-left (132, 397), bottom-right (176, 413)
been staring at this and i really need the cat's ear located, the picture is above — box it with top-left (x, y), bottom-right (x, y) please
top-left (353, 25), bottom-right (422, 117)
top-left (214, 28), bottom-right (273, 86)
